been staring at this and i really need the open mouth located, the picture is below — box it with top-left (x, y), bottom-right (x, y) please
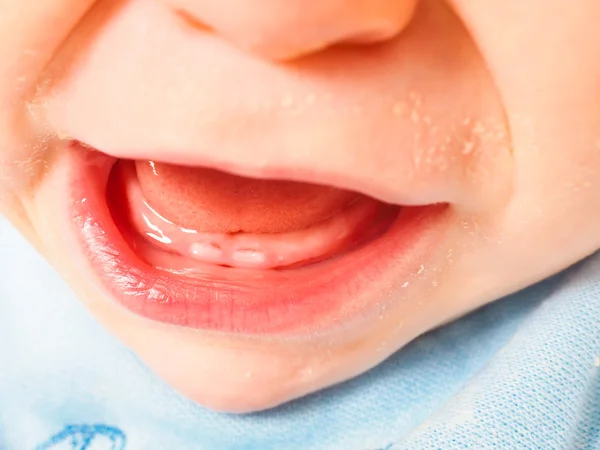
top-left (66, 142), bottom-right (447, 336)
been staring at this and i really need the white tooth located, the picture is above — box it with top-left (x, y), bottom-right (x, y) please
top-left (189, 242), bottom-right (224, 264)
top-left (231, 249), bottom-right (267, 267)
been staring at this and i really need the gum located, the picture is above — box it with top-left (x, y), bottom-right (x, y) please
top-left (118, 162), bottom-right (384, 269)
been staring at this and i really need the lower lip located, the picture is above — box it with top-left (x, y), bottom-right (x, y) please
top-left (66, 144), bottom-right (447, 335)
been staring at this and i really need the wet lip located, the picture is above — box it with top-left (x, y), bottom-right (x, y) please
top-left (66, 142), bottom-right (447, 336)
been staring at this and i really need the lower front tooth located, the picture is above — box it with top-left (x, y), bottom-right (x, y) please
top-left (189, 242), bottom-right (225, 265)
top-left (231, 249), bottom-right (268, 267)
top-left (189, 241), bottom-right (270, 268)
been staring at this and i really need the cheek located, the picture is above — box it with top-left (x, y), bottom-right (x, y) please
top-left (504, 105), bottom-right (600, 249)
top-left (0, 0), bottom-right (96, 102)
top-left (481, 126), bottom-right (600, 295)
top-left (451, 0), bottom-right (600, 261)
top-left (0, 0), bottom-right (98, 203)
top-left (0, 125), bottom-right (57, 231)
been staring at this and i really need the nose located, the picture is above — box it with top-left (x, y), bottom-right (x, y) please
top-left (165, 0), bottom-right (419, 60)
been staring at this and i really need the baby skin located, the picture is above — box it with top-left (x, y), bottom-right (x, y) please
top-left (1, 0), bottom-right (600, 412)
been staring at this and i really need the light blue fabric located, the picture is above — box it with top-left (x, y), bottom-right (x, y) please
top-left (1, 216), bottom-right (599, 450)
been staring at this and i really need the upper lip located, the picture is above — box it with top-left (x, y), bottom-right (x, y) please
top-left (95, 147), bottom-right (409, 206)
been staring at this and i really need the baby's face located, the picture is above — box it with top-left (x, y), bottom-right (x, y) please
top-left (2, 0), bottom-right (600, 412)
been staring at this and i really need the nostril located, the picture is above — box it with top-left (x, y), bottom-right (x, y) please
top-left (168, 0), bottom-right (419, 62)
top-left (341, 24), bottom-right (403, 45)
top-left (176, 9), bottom-right (214, 33)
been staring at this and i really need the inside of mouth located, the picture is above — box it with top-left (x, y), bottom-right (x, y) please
top-left (106, 160), bottom-right (399, 272)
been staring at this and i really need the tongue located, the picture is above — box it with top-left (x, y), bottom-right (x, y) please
top-left (135, 161), bottom-right (359, 234)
